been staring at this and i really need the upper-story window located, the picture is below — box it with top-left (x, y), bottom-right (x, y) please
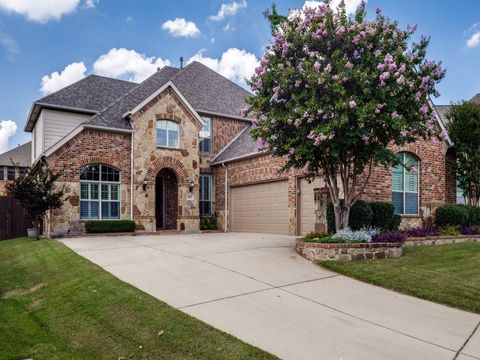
top-left (157, 120), bottom-right (179, 148)
top-left (7, 167), bottom-right (15, 181)
top-left (392, 152), bottom-right (419, 215)
top-left (80, 164), bottom-right (120, 220)
top-left (199, 117), bottom-right (212, 154)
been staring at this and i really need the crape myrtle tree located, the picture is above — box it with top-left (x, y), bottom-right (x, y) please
top-left (6, 163), bottom-right (64, 240)
top-left (447, 101), bottom-right (480, 206)
top-left (243, 1), bottom-right (446, 230)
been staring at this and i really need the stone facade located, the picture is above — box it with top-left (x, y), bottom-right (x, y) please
top-left (45, 129), bottom-right (132, 232)
top-left (130, 87), bottom-right (202, 232)
top-left (296, 238), bottom-right (403, 261)
top-left (404, 235), bottom-right (480, 246)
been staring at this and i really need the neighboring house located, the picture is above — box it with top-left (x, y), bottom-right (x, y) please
top-left (0, 142), bottom-right (31, 196)
top-left (0, 61), bottom-right (470, 235)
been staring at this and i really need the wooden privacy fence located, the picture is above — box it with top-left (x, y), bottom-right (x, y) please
top-left (0, 197), bottom-right (33, 240)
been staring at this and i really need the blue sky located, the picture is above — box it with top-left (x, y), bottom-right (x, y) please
top-left (0, 0), bottom-right (479, 152)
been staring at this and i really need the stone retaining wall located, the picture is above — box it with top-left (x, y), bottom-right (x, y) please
top-left (405, 235), bottom-right (480, 246)
top-left (296, 238), bottom-right (403, 261)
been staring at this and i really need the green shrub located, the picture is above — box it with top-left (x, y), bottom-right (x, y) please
top-left (200, 216), bottom-right (218, 230)
top-left (435, 205), bottom-right (469, 227)
top-left (369, 201), bottom-right (396, 230)
top-left (391, 214), bottom-right (402, 230)
top-left (85, 220), bottom-right (136, 233)
top-left (327, 200), bottom-right (373, 232)
top-left (349, 200), bottom-right (373, 231)
top-left (438, 225), bottom-right (460, 236)
top-left (461, 205), bottom-right (480, 226)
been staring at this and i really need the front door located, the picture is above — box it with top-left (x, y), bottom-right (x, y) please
top-left (155, 176), bottom-right (164, 229)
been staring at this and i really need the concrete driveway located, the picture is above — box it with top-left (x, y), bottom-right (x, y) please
top-left (61, 233), bottom-right (480, 360)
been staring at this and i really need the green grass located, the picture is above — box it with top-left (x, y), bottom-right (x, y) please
top-left (320, 243), bottom-right (480, 314)
top-left (0, 237), bottom-right (277, 360)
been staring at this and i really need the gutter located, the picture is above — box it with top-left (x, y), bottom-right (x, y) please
top-left (222, 162), bottom-right (228, 233)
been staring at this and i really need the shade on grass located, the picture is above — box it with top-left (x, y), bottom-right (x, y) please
top-left (320, 243), bottom-right (480, 314)
top-left (0, 238), bottom-right (277, 360)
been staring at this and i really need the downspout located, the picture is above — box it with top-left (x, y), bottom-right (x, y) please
top-left (222, 162), bottom-right (228, 233)
top-left (129, 119), bottom-right (134, 221)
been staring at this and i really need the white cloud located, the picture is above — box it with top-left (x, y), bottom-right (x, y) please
top-left (84, 0), bottom-right (98, 9)
top-left (40, 62), bottom-right (87, 95)
top-left (188, 48), bottom-right (258, 88)
top-left (223, 23), bottom-right (235, 32)
top-left (0, 31), bottom-right (19, 55)
top-left (467, 31), bottom-right (480, 48)
top-left (93, 48), bottom-right (171, 82)
top-left (209, 0), bottom-right (247, 21)
top-left (0, 0), bottom-right (80, 23)
top-left (161, 18), bottom-right (200, 37)
top-left (0, 120), bottom-right (17, 153)
top-left (301, 0), bottom-right (365, 15)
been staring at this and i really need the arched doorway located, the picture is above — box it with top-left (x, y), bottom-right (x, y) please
top-left (155, 168), bottom-right (178, 230)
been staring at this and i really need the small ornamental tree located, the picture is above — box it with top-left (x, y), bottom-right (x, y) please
top-left (447, 101), bottom-right (480, 206)
top-left (244, 1), bottom-right (445, 230)
top-left (6, 164), bottom-right (64, 239)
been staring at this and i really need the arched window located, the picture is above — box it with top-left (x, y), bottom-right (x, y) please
top-left (392, 152), bottom-right (419, 215)
top-left (157, 120), bottom-right (179, 148)
top-left (80, 164), bottom-right (120, 220)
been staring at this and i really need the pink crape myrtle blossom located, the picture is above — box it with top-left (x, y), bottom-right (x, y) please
top-left (245, 1), bottom-right (445, 230)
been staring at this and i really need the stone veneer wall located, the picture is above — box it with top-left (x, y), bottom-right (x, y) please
top-left (296, 238), bottom-right (403, 261)
top-left (130, 87), bottom-right (201, 232)
top-left (213, 137), bottom-right (455, 234)
top-left (46, 129), bottom-right (132, 232)
top-left (404, 235), bottom-right (480, 246)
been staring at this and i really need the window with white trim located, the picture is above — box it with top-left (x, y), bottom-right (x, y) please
top-left (157, 120), bottom-right (179, 148)
top-left (392, 152), bottom-right (419, 215)
top-left (80, 164), bottom-right (120, 220)
top-left (199, 117), bottom-right (212, 153)
top-left (199, 174), bottom-right (212, 216)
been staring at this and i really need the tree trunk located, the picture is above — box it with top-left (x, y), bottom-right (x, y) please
top-left (333, 201), bottom-right (350, 231)
top-left (34, 218), bottom-right (41, 240)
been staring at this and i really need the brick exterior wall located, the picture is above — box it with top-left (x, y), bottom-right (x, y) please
top-left (45, 129), bottom-right (132, 232)
top-left (213, 137), bottom-right (456, 234)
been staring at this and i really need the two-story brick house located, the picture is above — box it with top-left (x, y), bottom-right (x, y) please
top-left (1, 61), bottom-right (462, 235)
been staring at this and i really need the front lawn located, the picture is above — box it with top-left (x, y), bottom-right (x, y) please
top-left (320, 243), bottom-right (480, 314)
top-left (0, 237), bottom-right (276, 360)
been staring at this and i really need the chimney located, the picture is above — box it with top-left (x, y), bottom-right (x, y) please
top-left (157, 67), bottom-right (161, 72)
top-left (180, 56), bottom-right (184, 69)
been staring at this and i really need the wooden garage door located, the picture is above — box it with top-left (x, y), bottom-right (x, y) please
top-left (230, 181), bottom-right (289, 234)
top-left (298, 177), bottom-right (325, 235)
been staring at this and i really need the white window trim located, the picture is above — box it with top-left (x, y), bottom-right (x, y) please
top-left (156, 120), bottom-right (180, 148)
top-left (200, 174), bottom-right (213, 216)
top-left (79, 164), bottom-right (121, 220)
top-left (392, 152), bottom-right (420, 216)
top-left (199, 116), bottom-right (212, 154)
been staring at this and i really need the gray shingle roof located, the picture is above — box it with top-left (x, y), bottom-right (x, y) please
top-left (86, 61), bottom-right (252, 130)
top-left (36, 75), bottom-right (137, 111)
top-left (472, 93), bottom-right (480, 104)
top-left (172, 61), bottom-right (251, 118)
top-left (212, 125), bottom-right (261, 164)
top-left (0, 142), bottom-right (31, 167)
top-left (86, 66), bottom-right (180, 129)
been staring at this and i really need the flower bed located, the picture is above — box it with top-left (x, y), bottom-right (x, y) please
top-left (296, 238), bottom-right (403, 261)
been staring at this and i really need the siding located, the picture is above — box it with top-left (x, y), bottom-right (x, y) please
top-left (33, 114), bottom-right (44, 162)
top-left (42, 109), bottom-right (91, 151)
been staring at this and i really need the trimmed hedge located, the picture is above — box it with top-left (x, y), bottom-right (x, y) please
top-left (435, 205), bottom-right (469, 227)
top-left (461, 205), bottom-right (480, 226)
top-left (369, 201), bottom-right (396, 231)
top-left (327, 200), bottom-right (373, 232)
top-left (85, 220), bottom-right (136, 233)
top-left (349, 200), bottom-right (373, 230)
top-left (200, 216), bottom-right (218, 230)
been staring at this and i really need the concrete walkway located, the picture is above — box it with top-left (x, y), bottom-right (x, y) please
top-left (61, 233), bottom-right (480, 360)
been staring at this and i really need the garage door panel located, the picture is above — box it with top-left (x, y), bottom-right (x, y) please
top-left (231, 181), bottom-right (289, 235)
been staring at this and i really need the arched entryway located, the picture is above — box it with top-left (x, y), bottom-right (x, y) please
top-left (155, 168), bottom-right (178, 230)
